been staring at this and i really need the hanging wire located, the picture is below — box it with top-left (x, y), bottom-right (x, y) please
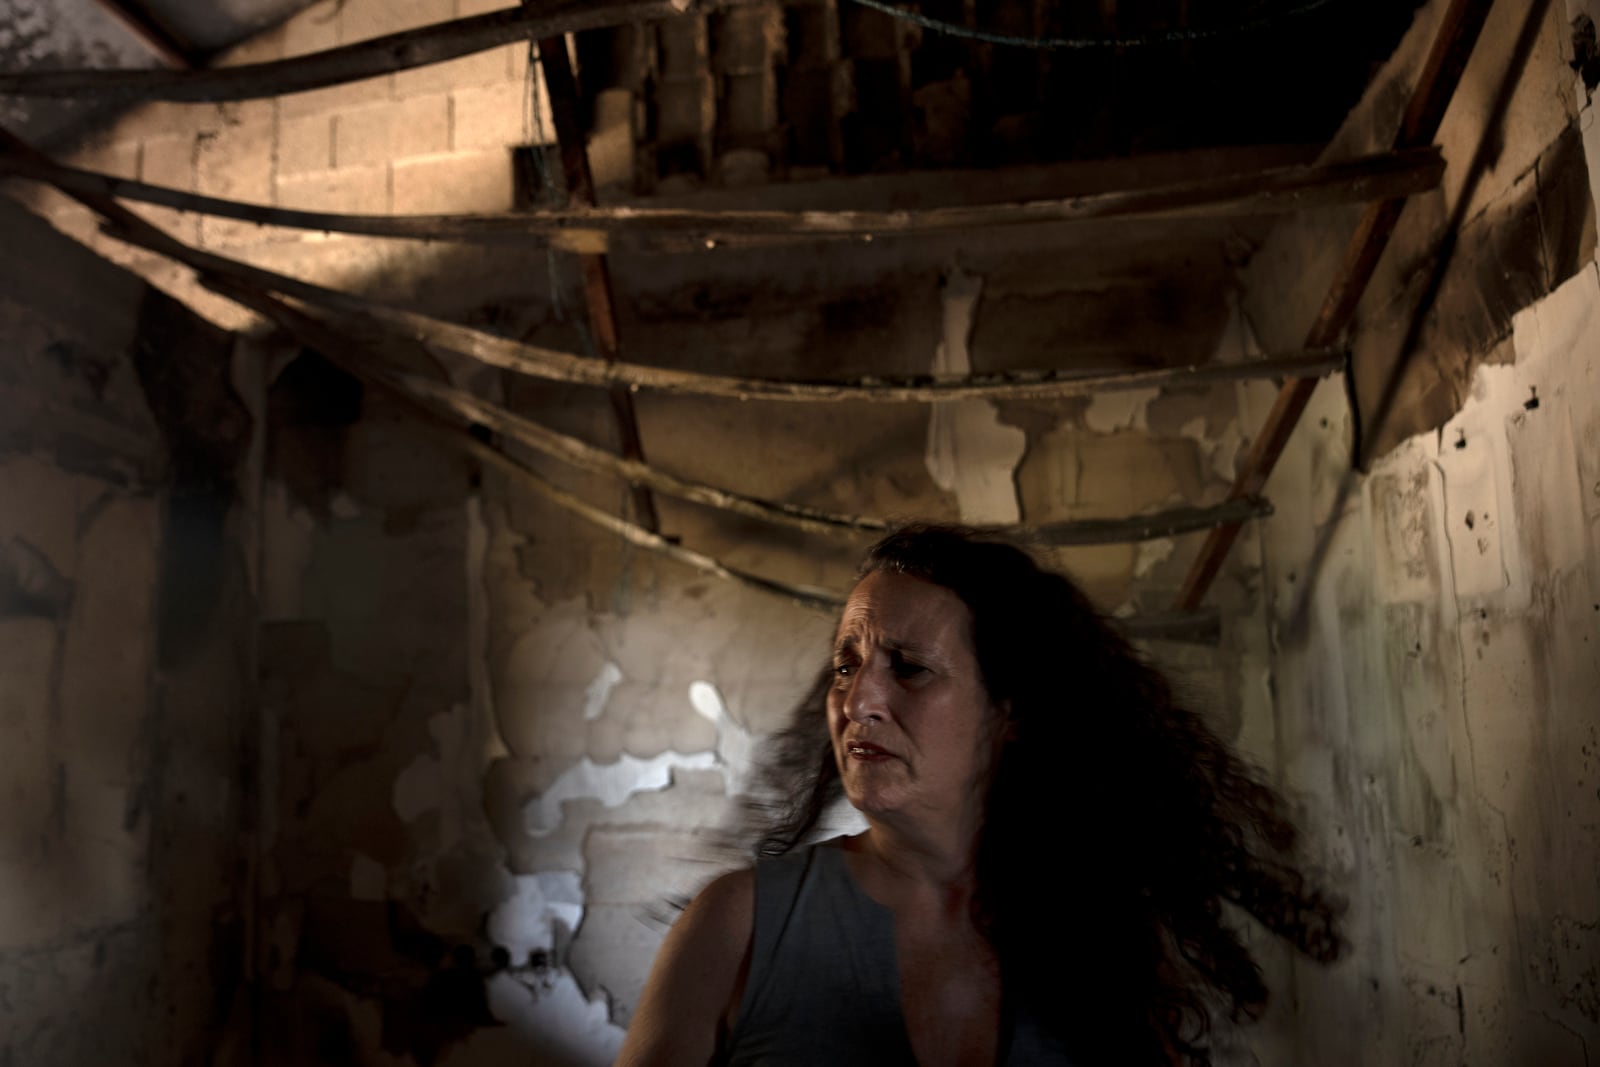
top-left (843, 0), bottom-right (1342, 49)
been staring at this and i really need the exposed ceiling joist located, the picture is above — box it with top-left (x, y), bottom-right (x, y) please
top-left (0, 146), bottom-right (1445, 252)
top-left (0, 0), bottom-right (682, 102)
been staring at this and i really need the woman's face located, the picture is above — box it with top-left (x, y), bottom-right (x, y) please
top-left (827, 570), bottom-right (1003, 825)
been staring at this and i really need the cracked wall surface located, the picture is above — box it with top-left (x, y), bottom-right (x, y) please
top-left (1240, 2), bottom-right (1600, 1061)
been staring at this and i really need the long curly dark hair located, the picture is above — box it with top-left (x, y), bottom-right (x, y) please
top-left (741, 523), bottom-right (1344, 1065)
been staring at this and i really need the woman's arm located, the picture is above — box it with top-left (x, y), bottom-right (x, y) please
top-left (615, 868), bottom-right (755, 1066)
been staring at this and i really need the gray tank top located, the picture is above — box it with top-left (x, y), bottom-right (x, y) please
top-left (721, 843), bottom-right (1075, 1065)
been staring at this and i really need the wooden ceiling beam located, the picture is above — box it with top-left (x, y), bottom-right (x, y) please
top-left (0, 129), bottom-right (1349, 408)
top-left (535, 28), bottom-right (661, 533)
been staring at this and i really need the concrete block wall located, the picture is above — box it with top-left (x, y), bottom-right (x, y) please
top-left (13, 0), bottom-right (553, 331)
top-left (1240, 0), bottom-right (1600, 1061)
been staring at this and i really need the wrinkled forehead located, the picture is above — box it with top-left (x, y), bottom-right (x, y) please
top-left (833, 570), bottom-right (975, 652)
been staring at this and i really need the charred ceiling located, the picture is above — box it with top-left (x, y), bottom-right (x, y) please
top-left (570, 0), bottom-right (1430, 191)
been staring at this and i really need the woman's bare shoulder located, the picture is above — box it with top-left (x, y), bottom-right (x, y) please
top-left (615, 868), bottom-right (755, 1067)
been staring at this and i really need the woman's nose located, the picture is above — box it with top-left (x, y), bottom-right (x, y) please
top-left (845, 662), bottom-right (889, 724)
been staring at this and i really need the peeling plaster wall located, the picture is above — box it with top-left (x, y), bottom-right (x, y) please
top-left (231, 139), bottom-right (1277, 1067)
top-left (7, 0), bottom-right (1317, 1058)
top-left (1240, 2), bottom-right (1600, 1061)
top-left (0, 196), bottom-right (255, 1064)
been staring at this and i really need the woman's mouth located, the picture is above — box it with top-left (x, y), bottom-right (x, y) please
top-left (846, 741), bottom-right (893, 762)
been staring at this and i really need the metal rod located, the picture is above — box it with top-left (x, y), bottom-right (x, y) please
top-left (0, 146), bottom-right (1446, 250)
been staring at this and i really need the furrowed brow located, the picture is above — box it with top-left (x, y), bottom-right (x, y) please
top-left (883, 638), bottom-right (934, 658)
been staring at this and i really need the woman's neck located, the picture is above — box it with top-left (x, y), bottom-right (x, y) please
top-left (855, 816), bottom-right (981, 902)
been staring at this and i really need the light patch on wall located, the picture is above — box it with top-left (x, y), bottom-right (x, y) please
top-left (477, 970), bottom-right (625, 1067)
top-left (925, 268), bottom-right (1026, 523)
top-left (689, 680), bottom-right (757, 795)
top-left (393, 750), bottom-right (444, 824)
top-left (1133, 537), bottom-right (1176, 580)
top-left (1179, 415), bottom-right (1247, 484)
top-left (582, 662), bottom-right (624, 722)
top-left (487, 871), bottom-right (585, 961)
top-left (1408, 260), bottom-right (1600, 609)
top-left (1085, 387), bottom-right (1160, 434)
top-left (523, 750), bottom-right (720, 835)
top-left (1214, 289), bottom-right (1266, 361)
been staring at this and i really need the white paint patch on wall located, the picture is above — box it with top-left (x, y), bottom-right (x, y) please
top-left (582, 662), bottom-right (624, 722)
top-left (1085, 387), bottom-right (1160, 434)
top-left (925, 268), bottom-right (1026, 523)
top-left (689, 680), bottom-right (757, 795)
top-left (1180, 415), bottom-right (1247, 484)
top-left (487, 871), bottom-right (585, 960)
top-left (523, 750), bottom-right (720, 835)
top-left (1132, 537), bottom-right (1176, 580)
top-left (480, 970), bottom-right (626, 1067)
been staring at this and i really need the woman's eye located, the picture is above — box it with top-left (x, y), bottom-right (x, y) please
top-left (891, 658), bottom-right (926, 679)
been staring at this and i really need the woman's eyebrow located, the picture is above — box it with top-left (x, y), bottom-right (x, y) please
top-left (834, 632), bottom-right (941, 660)
top-left (883, 638), bottom-right (940, 660)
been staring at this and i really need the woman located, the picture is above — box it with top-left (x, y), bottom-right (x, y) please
top-left (617, 524), bottom-right (1343, 1065)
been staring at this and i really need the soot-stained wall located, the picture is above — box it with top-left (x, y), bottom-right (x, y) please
top-left (5, 0), bottom-right (1367, 1059)
top-left (0, 195), bottom-right (255, 1064)
top-left (1240, 1), bottom-right (1600, 1062)
top-left (244, 244), bottom-right (1267, 1064)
